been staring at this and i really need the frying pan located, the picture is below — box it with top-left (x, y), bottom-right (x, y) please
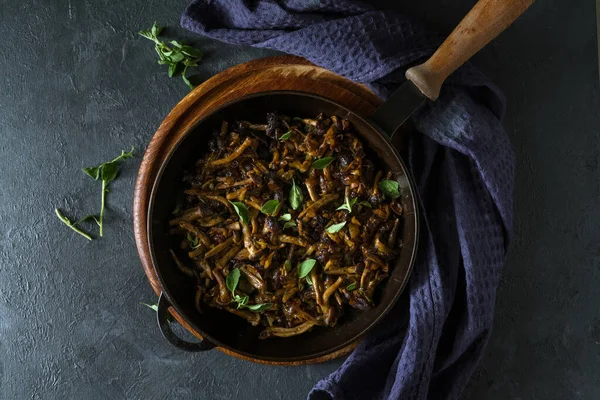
top-left (146, 0), bottom-right (534, 360)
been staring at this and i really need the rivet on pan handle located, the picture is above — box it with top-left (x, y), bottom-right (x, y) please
top-left (156, 292), bottom-right (215, 352)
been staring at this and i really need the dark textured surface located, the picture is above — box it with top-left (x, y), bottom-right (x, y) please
top-left (0, 1), bottom-right (598, 400)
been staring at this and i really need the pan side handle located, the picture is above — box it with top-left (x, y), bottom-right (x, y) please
top-left (156, 292), bottom-right (216, 352)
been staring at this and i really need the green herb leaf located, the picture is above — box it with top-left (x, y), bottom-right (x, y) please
top-left (311, 157), bottom-right (335, 169)
top-left (305, 275), bottom-right (313, 286)
top-left (138, 29), bottom-right (154, 41)
top-left (182, 66), bottom-right (194, 90)
top-left (336, 195), bottom-right (357, 212)
top-left (233, 294), bottom-right (249, 309)
top-left (279, 131), bottom-right (291, 141)
top-left (54, 208), bottom-right (93, 241)
top-left (226, 268), bottom-right (240, 293)
top-left (82, 166), bottom-right (101, 180)
top-left (230, 201), bottom-right (250, 225)
top-left (284, 260), bottom-right (292, 271)
top-left (101, 162), bottom-right (118, 183)
top-left (150, 21), bottom-right (163, 38)
top-left (140, 302), bottom-right (159, 312)
top-left (260, 199), bottom-right (279, 216)
top-left (283, 221), bottom-right (297, 229)
top-left (326, 221), bottom-right (346, 233)
top-left (181, 45), bottom-right (203, 58)
top-left (289, 178), bottom-right (304, 210)
top-left (279, 213), bottom-right (292, 222)
top-left (168, 63), bottom-right (177, 77)
top-left (186, 233), bottom-right (200, 248)
top-left (346, 283), bottom-right (356, 291)
top-left (357, 201), bottom-right (372, 208)
top-left (297, 259), bottom-right (316, 279)
top-left (378, 180), bottom-right (401, 199)
top-left (246, 303), bottom-right (273, 312)
top-left (82, 147), bottom-right (134, 182)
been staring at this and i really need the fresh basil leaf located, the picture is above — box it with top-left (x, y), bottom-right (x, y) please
top-left (346, 283), bottom-right (356, 291)
top-left (169, 52), bottom-right (185, 63)
top-left (170, 40), bottom-right (182, 48)
top-left (246, 303), bottom-right (273, 312)
top-left (326, 221), bottom-right (346, 233)
top-left (101, 162), bottom-right (118, 182)
top-left (230, 201), bottom-right (249, 225)
top-left (260, 199), bottom-right (279, 216)
top-left (336, 195), bottom-right (357, 212)
top-left (182, 71), bottom-right (194, 90)
top-left (140, 302), bottom-right (159, 312)
top-left (279, 213), bottom-right (292, 222)
top-left (181, 45), bottom-right (203, 58)
top-left (378, 180), bottom-right (401, 199)
top-left (168, 63), bottom-right (177, 77)
top-left (226, 268), bottom-right (240, 293)
top-left (279, 131), bottom-right (291, 141)
top-left (357, 201), bottom-right (372, 208)
top-left (311, 157), bottom-right (335, 169)
top-left (297, 259), bottom-right (316, 279)
top-left (283, 221), bottom-right (297, 229)
top-left (284, 260), bottom-right (292, 271)
top-left (289, 178), bottom-right (303, 210)
top-left (305, 275), bottom-right (313, 286)
top-left (138, 30), bottom-right (154, 41)
top-left (82, 166), bottom-right (101, 180)
top-left (150, 21), bottom-right (162, 38)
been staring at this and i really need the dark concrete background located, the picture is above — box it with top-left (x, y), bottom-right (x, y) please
top-left (0, 0), bottom-right (598, 399)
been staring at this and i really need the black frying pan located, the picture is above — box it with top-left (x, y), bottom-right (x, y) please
top-left (146, 0), bottom-right (534, 361)
top-left (148, 92), bottom-right (419, 361)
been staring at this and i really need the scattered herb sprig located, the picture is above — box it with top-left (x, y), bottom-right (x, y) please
top-left (56, 147), bottom-right (134, 240)
top-left (139, 21), bottom-right (203, 90)
top-left (83, 147), bottom-right (135, 237)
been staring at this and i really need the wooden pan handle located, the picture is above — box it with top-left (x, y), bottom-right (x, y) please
top-left (406, 0), bottom-right (535, 100)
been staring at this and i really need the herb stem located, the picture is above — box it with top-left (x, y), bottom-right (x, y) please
top-left (54, 209), bottom-right (93, 241)
top-left (99, 180), bottom-right (107, 237)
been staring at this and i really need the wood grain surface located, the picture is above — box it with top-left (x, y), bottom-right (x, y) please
top-left (406, 0), bottom-right (535, 100)
top-left (133, 55), bottom-right (383, 365)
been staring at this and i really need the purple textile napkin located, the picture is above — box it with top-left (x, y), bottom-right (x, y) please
top-left (181, 1), bottom-right (514, 399)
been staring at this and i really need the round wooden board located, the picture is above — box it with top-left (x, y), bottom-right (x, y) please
top-left (133, 55), bottom-right (383, 365)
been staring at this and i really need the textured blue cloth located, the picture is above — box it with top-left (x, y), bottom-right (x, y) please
top-left (181, 1), bottom-right (514, 399)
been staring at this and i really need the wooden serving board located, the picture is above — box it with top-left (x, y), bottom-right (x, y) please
top-left (133, 55), bottom-right (383, 365)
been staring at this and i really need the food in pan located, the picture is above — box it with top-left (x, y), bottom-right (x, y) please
top-left (168, 112), bottom-right (404, 338)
